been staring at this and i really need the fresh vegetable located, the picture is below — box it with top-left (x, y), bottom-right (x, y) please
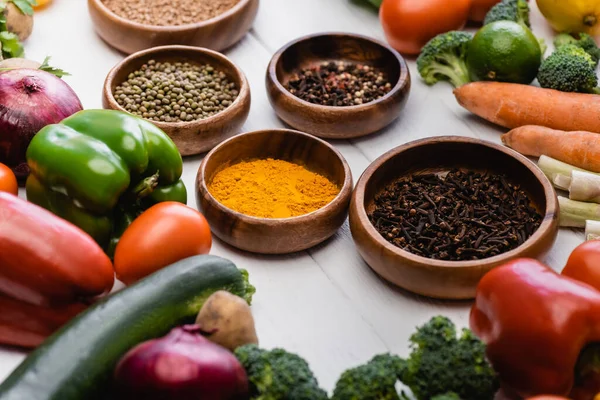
top-left (554, 32), bottom-right (600, 66)
top-left (502, 126), bottom-right (600, 173)
top-left (0, 68), bottom-right (82, 182)
top-left (431, 393), bottom-right (463, 400)
top-left (400, 316), bottom-right (498, 400)
top-left (0, 294), bottom-right (86, 348)
top-left (557, 196), bottom-right (600, 227)
top-left (234, 344), bottom-right (328, 400)
top-left (568, 170), bottom-right (600, 203)
top-left (25, 109), bottom-right (187, 252)
top-left (454, 82), bottom-right (600, 132)
top-left (585, 220), bottom-right (600, 240)
top-left (114, 202), bottom-right (210, 285)
top-left (379, 0), bottom-right (472, 55)
top-left (114, 325), bottom-right (249, 400)
top-left (527, 397), bottom-right (572, 400)
top-left (195, 291), bottom-right (258, 352)
top-left (537, 45), bottom-right (599, 93)
top-left (484, 0), bottom-right (530, 27)
top-left (0, 162), bottom-right (17, 194)
top-left (364, 0), bottom-right (382, 7)
top-left (0, 255), bottom-right (255, 400)
top-left (416, 31), bottom-right (472, 88)
top-left (536, 0), bottom-right (600, 36)
top-left (562, 240), bottom-right (600, 291)
top-left (537, 155), bottom-right (593, 191)
top-left (0, 56), bottom-right (70, 78)
top-left (331, 353), bottom-right (405, 400)
top-left (0, 192), bottom-right (114, 307)
top-left (0, 0), bottom-right (34, 59)
top-left (469, 0), bottom-right (501, 22)
top-left (467, 21), bottom-right (542, 84)
top-left (470, 258), bottom-right (600, 398)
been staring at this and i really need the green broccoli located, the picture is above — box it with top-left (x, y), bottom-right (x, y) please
top-left (400, 316), bottom-right (498, 400)
top-left (431, 393), bottom-right (462, 400)
top-left (416, 31), bottom-right (472, 88)
top-left (554, 32), bottom-right (600, 66)
top-left (331, 353), bottom-right (406, 400)
top-left (234, 344), bottom-right (328, 400)
top-left (537, 45), bottom-right (599, 93)
top-left (484, 0), bottom-right (530, 27)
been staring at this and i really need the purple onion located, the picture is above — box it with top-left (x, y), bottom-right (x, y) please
top-left (0, 68), bottom-right (83, 182)
top-left (114, 325), bottom-right (249, 400)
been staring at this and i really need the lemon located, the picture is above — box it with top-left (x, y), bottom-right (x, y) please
top-left (537, 0), bottom-right (600, 36)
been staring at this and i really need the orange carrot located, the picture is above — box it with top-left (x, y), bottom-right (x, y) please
top-left (454, 82), bottom-right (600, 132)
top-left (502, 125), bottom-right (600, 172)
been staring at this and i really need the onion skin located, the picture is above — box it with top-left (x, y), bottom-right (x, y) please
top-left (0, 68), bottom-right (82, 182)
top-left (114, 325), bottom-right (249, 400)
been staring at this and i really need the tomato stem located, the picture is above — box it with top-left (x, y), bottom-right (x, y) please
top-left (584, 14), bottom-right (597, 27)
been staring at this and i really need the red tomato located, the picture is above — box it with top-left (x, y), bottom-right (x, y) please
top-left (469, 0), bottom-right (501, 22)
top-left (114, 202), bottom-right (212, 285)
top-left (0, 163), bottom-right (18, 195)
top-left (526, 397), bottom-right (572, 400)
top-left (562, 240), bottom-right (600, 291)
top-left (379, 0), bottom-right (472, 55)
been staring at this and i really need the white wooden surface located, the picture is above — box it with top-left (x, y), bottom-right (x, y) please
top-left (0, 0), bottom-right (583, 394)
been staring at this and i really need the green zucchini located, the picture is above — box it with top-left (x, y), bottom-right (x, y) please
top-left (0, 255), bottom-right (255, 400)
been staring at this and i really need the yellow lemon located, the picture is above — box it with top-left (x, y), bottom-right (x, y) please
top-left (537, 0), bottom-right (600, 35)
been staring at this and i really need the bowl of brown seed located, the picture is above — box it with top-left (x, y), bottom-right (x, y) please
top-left (103, 45), bottom-right (251, 156)
top-left (349, 136), bottom-right (559, 300)
top-left (266, 32), bottom-right (411, 139)
top-left (88, 0), bottom-right (259, 55)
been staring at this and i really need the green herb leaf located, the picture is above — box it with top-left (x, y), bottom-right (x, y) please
top-left (39, 56), bottom-right (70, 78)
top-left (0, 30), bottom-right (24, 58)
top-left (8, 0), bottom-right (36, 16)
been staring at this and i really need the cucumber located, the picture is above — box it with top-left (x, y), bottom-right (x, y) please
top-left (0, 255), bottom-right (255, 400)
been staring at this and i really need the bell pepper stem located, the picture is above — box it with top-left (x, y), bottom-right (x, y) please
top-left (131, 172), bottom-right (160, 199)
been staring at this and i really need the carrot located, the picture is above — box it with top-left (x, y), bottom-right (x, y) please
top-left (454, 82), bottom-right (600, 132)
top-left (502, 125), bottom-right (600, 172)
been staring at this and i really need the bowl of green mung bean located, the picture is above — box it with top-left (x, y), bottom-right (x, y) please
top-left (103, 45), bottom-right (251, 156)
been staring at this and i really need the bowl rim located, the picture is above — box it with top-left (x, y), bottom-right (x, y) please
top-left (103, 45), bottom-right (250, 128)
top-left (267, 31), bottom-right (410, 112)
top-left (197, 128), bottom-right (354, 224)
top-left (351, 135), bottom-right (559, 268)
top-left (90, 0), bottom-right (254, 31)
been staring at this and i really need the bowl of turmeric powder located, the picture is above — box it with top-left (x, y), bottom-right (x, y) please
top-left (196, 129), bottom-right (353, 254)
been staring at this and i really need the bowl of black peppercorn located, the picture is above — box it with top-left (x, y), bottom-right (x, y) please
top-left (349, 136), bottom-right (560, 300)
top-left (266, 32), bottom-right (411, 139)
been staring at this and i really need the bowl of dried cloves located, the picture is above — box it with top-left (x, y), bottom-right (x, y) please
top-left (349, 136), bottom-right (559, 300)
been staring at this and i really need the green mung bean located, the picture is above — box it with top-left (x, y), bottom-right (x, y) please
top-left (114, 60), bottom-right (239, 123)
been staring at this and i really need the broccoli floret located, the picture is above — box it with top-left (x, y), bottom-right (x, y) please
top-left (234, 344), bottom-right (327, 400)
top-left (431, 393), bottom-right (462, 400)
top-left (332, 353), bottom-right (406, 400)
top-left (537, 45), bottom-right (599, 93)
top-left (554, 32), bottom-right (600, 66)
top-left (416, 31), bottom-right (472, 88)
top-left (484, 0), bottom-right (530, 27)
top-left (400, 316), bottom-right (498, 400)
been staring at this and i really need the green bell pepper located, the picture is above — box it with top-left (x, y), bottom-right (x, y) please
top-left (26, 109), bottom-right (187, 253)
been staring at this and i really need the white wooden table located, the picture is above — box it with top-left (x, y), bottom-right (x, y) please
top-left (0, 0), bottom-right (583, 393)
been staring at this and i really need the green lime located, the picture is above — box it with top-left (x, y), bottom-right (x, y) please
top-left (467, 21), bottom-right (542, 84)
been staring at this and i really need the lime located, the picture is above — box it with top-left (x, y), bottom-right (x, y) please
top-left (467, 21), bottom-right (542, 84)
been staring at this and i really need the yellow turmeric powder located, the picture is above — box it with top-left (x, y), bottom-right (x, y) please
top-left (208, 158), bottom-right (340, 218)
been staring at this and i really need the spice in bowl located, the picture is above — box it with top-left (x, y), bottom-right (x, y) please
top-left (114, 60), bottom-right (239, 123)
top-left (101, 0), bottom-right (240, 26)
top-left (208, 159), bottom-right (340, 218)
top-left (368, 169), bottom-right (543, 261)
top-left (285, 61), bottom-right (392, 107)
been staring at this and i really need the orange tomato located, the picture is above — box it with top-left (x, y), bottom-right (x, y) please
top-left (0, 163), bottom-right (18, 195)
top-left (379, 0), bottom-right (472, 55)
top-left (114, 202), bottom-right (212, 285)
top-left (562, 240), bottom-right (600, 291)
top-left (469, 0), bottom-right (501, 22)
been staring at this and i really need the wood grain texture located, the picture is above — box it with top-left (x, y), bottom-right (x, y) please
top-left (196, 129), bottom-right (353, 254)
top-left (349, 136), bottom-right (560, 299)
top-left (266, 32), bottom-right (411, 139)
top-left (87, 0), bottom-right (259, 54)
top-left (102, 45), bottom-right (251, 156)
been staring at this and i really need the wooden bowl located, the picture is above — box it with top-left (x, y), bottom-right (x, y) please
top-left (103, 45), bottom-right (251, 156)
top-left (88, 0), bottom-right (259, 54)
top-left (196, 129), bottom-right (353, 254)
top-left (266, 32), bottom-right (411, 139)
top-left (349, 136), bottom-right (559, 300)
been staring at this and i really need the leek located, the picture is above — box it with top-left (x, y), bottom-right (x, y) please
top-left (558, 196), bottom-right (600, 228)
top-left (585, 220), bottom-right (600, 240)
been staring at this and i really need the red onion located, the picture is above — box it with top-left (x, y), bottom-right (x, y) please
top-left (0, 68), bottom-right (83, 182)
top-left (114, 325), bottom-right (249, 400)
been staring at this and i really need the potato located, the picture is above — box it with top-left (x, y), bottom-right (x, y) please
top-left (3, 1), bottom-right (33, 41)
top-left (196, 290), bottom-right (258, 351)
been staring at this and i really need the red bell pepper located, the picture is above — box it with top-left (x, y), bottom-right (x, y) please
top-left (563, 241), bottom-right (600, 291)
top-left (0, 192), bottom-right (114, 307)
top-left (470, 258), bottom-right (600, 399)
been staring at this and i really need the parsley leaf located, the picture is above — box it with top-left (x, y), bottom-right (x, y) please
top-left (39, 56), bottom-right (70, 78)
top-left (8, 0), bottom-right (36, 16)
top-left (0, 30), bottom-right (24, 58)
